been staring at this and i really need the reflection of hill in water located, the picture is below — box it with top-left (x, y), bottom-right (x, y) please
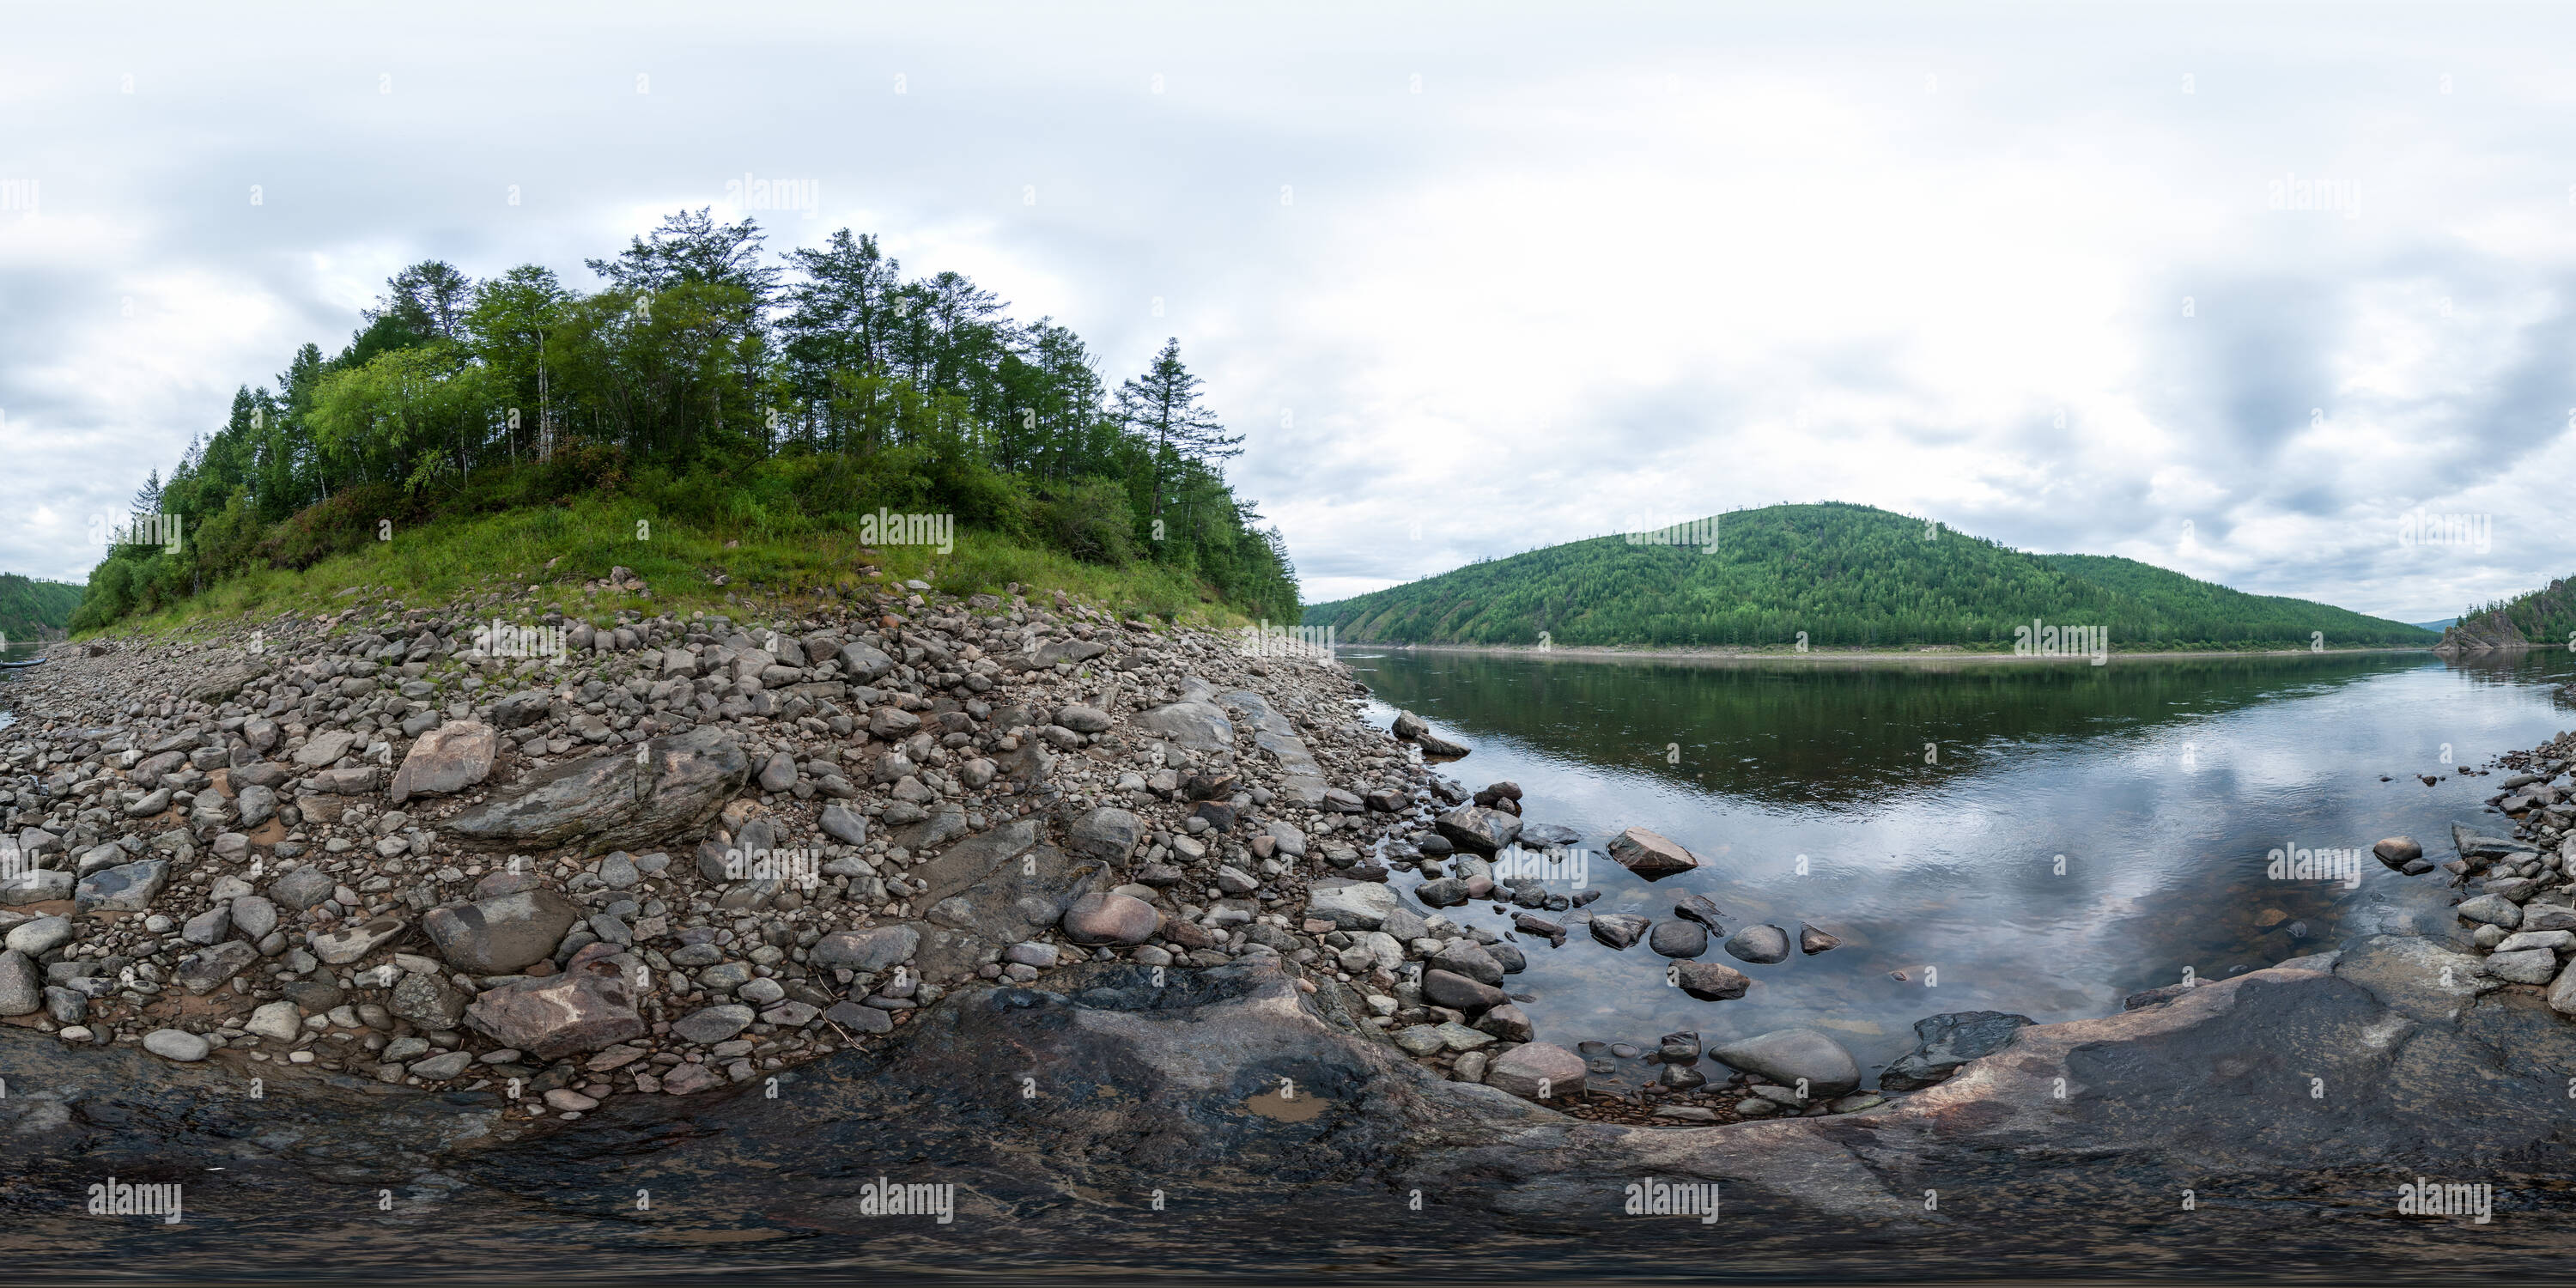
top-left (1346, 650), bottom-right (2436, 809)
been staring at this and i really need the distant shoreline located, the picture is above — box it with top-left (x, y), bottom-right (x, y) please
top-left (1334, 641), bottom-right (2439, 665)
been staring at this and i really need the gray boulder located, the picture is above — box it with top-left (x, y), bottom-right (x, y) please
top-left (1485, 1042), bottom-right (1586, 1102)
top-left (1725, 924), bottom-right (1792, 964)
top-left (462, 958), bottom-right (645, 1059)
top-left (423, 889), bottom-right (581, 974)
top-left (1433, 805), bottom-right (1522, 855)
top-left (1130, 702), bottom-right (1235, 754)
top-left (445, 726), bottom-right (749, 854)
top-left (1306, 880), bottom-right (1397, 930)
top-left (1649, 919), bottom-right (1708, 957)
top-left (1066, 807), bottom-right (1142, 864)
top-left (0, 950), bottom-right (40, 1016)
top-left (672, 1003), bottom-right (756, 1045)
top-left (1710, 1028), bottom-right (1862, 1097)
top-left (813, 924), bottom-right (920, 972)
top-left (1606, 827), bottom-right (1699, 878)
top-left (75, 859), bottom-right (169, 914)
top-left (388, 720), bottom-right (499, 804)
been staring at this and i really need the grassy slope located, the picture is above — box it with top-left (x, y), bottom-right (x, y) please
top-left (1303, 502), bottom-right (2435, 651)
top-left (0, 574), bottom-right (83, 637)
top-left (94, 492), bottom-right (1265, 639)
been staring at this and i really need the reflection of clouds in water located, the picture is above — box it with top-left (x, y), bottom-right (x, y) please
top-left (1352, 651), bottom-right (2576, 1076)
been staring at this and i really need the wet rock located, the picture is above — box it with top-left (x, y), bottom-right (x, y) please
top-left (1606, 827), bottom-right (1698, 878)
top-left (1589, 913), bottom-right (1651, 950)
top-left (2457, 894), bottom-right (2522, 929)
top-left (1674, 960), bottom-right (1753, 1000)
top-left (813, 925), bottom-right (921, 972)
top-left (1877, 1010), bottom-right (2035, 1091)
top-left (1433, 805), bottom-right (1522, 855)
top-left (388, 720), bottom-right (499, 804)
top-left (1421, 968), bottom-right (1506, 1012)
top-left (1710, 1028), bottom-right (1862, 1097)
top-left (672, 1004), bottom-right (756, 1045)
top-left (1473, 1002), bottom-right (1534, 1042)
top-left (1061, 892), bottom-right (1159, 945)
top-left (2372, 836), bottom-right (2425, 872)
top-left (1648, 919), bottom-right (1708, 957)
top-left (1431, 940), bottom-right (1504, 986)
top-left (425, 889), bottom-right (581, 975)
top-left (75, 860), bottom-right (168, 915)
top-left (1724, 924), bottom-right (1792, 964)
top-left (462, 958), bottom-right (645, 1059)
top-left (446, 726), bottom-right (750, 855)
top-left (1414, 877), bottom-right (1470, 908)
top-left (1066, 807), bottom-right (1143, 864)
top-left (1485, 1041), bottom-right (1586, 1102)
top-left (1798, 926), bottom-right (1843, 955)
top-left (143, 1029), bottom-right (210, 1062)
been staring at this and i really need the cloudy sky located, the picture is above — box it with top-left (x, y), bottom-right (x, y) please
top-left (3, 2), bottom-right (2570, 623)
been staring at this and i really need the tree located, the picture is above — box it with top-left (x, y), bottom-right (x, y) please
top-left (131, 469), bottom-right (162, 516)
top-left (1114, 338), bottom-right (1240, 517)
top-left (369, 261), bottom-right (475, 343)
top-left (467, 265), bottom-right (573, 459)
top-left (587, 208), bottom-right (779, 299)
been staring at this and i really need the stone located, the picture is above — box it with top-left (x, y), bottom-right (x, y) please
top-left (1056, 704), bottom-right (1113, 734)
top-left (1430, 939), bottom-right (1504, 986)
top-left (1648, 919), bottom-right (1708, 957)
top-left (2552, 959), bottom-right (2576, 1017)
top-left (823, 999), bottom-right (894, 1034)
top-left (0, 950), bottom-right (39, 1016)
top-left (445, 726), bottom-right (750, 855)
top-left (0, 867), bottom-right (73, 905)
top-left (388, 720), bottom-right (501, 803)
top-left (1433, 805), bottom-right (1522, 854)
top-left (410, 1050), bottom-right (476, 1080)
top-left (1394, 1024), bottom-right (1446, 1056)
top-left (75, 859), bottom-right (169, 914)
top-left (1061, 892), bottom-right (1159, 945)
top-left (1710, 1028), bottom-right (1862, 1097)
top-left (1606, 827), bottom-right (1699, 878)
top-left (2372, 836), bottom-right (2424, 871)
top-left (313, 914), bottom-right (407, 965)
top-left (1130, 701), bottom-right (1234, 754)
top-left (1413, 877), bottom-right (1470, 908)
top-left (1877, 1010), bottom-right (2035, 1091)
top-left (246, 999), bottom-right (303, 1040)
top-left (1674, 959), bottom-right (1753, 1000)
top-left (230, 895), bottom-right (279, 941)
top-left (1421, 968), bottom-right (1506, 1012)
top-left (671, 1003), bottom-right (756, 1045)
top-left (293, 728), bottom-right (357, 768)
top-left (175, 941), bottom-right (259, 993)
top-left (1724, 924), bottom-right (1792, 964)
top-left (1798, 926), bottom-right (1843, 955)
top-left (270, 866), bottom-right (337, 911)
top-left (235, 784), bottom-right (279, 829)
top-left (836, 641), bottom-right (896, 683)
top-left (392, 972), bottom-right (468, 1027)
top-left (2487, 947), bottom-right (2559, 985)
top-left (181, 904), bottom-right (234, 948)
top-left (1589, 913), bottom-right (1651, 950)
top-left (462, 958), bottom-right (646, 1059)
top-left (143, 1029), bottom-right (211, 1062)
top-left (424, 889), bottom-right (582, 974)
top-left (2493, 930), bottom-right (2574, 954)
top-left (1307, 879), bottom-right (1398, 930)
top-left (812, 924), bottom-right (920, 972)
top-left (1473, 1002), bottom-right (1534, 1042)
top-left (819, 803), bottom-right (869, 847)
top-left (1485, 1042), bottom-right (1586, 1102)
top-left (758, 752), bottom-right (798, 793)
top-left (6, 914), bottom-right (74, 957)
top-left (1066, 807), bottom-right (1143, 865)
top-left (2457, 894), bottom-right (2522, 929)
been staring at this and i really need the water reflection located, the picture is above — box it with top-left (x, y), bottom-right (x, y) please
top-left (1346, 647), bottom-right (2576, 1084)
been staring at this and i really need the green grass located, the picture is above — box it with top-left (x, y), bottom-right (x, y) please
top-left (97, 491), bottom-right (1263, 639)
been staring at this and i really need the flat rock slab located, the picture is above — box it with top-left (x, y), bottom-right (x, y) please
top-left (390, 720), bottom-right (499, 804)
top-left (1607, 826), bottom-right (1698, 878)
top-left (462, 958), bottom-right (644, 1059)
top-left (445, 726), bottom-right (748, 855)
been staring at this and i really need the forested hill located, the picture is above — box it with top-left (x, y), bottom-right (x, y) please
top-left (0, 574), bottom-right (83, 640)
top-left (2437, 577), bottom-right (2576, 652)
top-left (1302, 502), bottom-right (2437, 650)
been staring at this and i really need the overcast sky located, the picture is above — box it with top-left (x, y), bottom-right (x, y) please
top-left (3, 2), bottom-right (2570, 623)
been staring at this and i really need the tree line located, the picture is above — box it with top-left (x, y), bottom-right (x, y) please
top-left (78, 209), bottom-right (1292, 627)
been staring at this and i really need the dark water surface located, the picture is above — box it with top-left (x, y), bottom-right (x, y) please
top-left (1347, 647), bottom-right (2576, 1083)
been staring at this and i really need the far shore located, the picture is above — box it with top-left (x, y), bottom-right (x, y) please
top-left (1333, 641), bottom-right (2442, 666)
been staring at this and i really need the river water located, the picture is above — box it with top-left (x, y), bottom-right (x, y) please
top-left (1346, 647), bottom-right (2576, 1086)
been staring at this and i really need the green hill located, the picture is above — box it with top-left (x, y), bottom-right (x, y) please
top-left (2437, 577), bottom-right (2576, 652)
top-left (1303, 502), bottom-right (2436, 651)
top-left (0, 574), bottom-right (83, 641)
